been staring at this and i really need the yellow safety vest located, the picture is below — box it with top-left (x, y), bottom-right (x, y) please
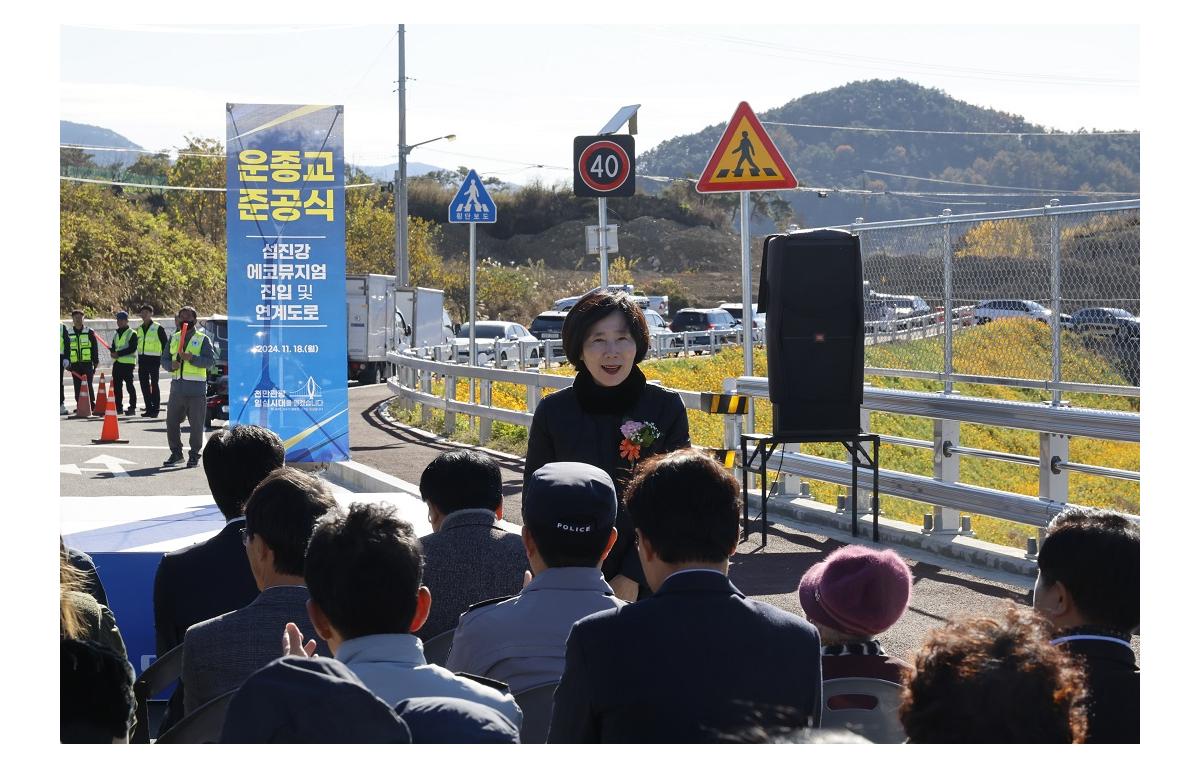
top-left (169, 329), bottom-right (210, 382)
top-left (60, 325), bottom-right (66, 355)
top-left (114, 327), bottom-right (137, 364)
top-left (136, 321), bottom-right (164, 356)
top-left (67, 327), bottom-right (95, 364)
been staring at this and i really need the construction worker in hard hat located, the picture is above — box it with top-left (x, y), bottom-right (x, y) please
top-left (66, 310), bottom-right (99, 414)
top-left (111, 311), bottom-right (139, 416)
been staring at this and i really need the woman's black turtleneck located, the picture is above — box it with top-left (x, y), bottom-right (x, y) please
top-left (571, 365), bottom-right (647, 415)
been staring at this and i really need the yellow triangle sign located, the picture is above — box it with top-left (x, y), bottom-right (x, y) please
top-left (696, 102), bottom-right (798, 193)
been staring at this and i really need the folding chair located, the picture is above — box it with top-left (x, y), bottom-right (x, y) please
top-left (820, 677), bottom-right (906, 744)
top-left (421, 629), bottom-right (456, 667)
top-left (154, 689), bottom-right (236, 744)
top-left (513, 683), bottom-right (558, 744)
top-left (131, 644), bottom-right (183, 744)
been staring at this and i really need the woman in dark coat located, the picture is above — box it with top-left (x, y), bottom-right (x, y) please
top-left (525, 289), bottom-right (690, 600)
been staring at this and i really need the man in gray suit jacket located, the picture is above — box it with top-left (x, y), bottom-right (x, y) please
top-left (416, 450), bottom-right (528, 641)
top-left (181, 467), bottom-right (336, 714)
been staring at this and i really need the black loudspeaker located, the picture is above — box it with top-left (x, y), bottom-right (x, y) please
top-left (757, 228), bottom-right (864, 439)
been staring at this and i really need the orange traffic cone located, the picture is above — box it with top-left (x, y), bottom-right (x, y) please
top-left (92, 384), bottom-right (128, 444)
top-left (94, 372), bottom-right (109, 417)
top-left (74, 376), bottom-right (92, 418)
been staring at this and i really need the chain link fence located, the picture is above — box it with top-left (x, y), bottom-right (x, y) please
top-left (845, 200), bottom-right (1140, 396)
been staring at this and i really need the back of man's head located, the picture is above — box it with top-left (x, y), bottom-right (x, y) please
top-left (61, 638), bottom-right (135, 743)
top-left (419, 449), bottom-right (502, 514)
top-left (244, 467), bottom-right (339, 578)
top-left (523, 462), bottom-right (617, 568)
top-left (624, 448), bottom-right (741, 564)
top-left (203, 425), bottom-right (285, 519)
top-left (304, 502), bottom-right (424, 640)
top-left (1037, 506), bottom-right (1139, 632)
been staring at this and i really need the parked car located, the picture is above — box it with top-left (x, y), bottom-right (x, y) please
top-left (870, 293), bottom-right (933, 329)
top-left (1071, 307), bottom-right (1139, 339)
top-left (453, 321), bottom-right (540, 366)
top-left (973, 299), bottom-right (1054, 325)
top-left (529, 311), bottom-right (568, 357)
top-left (718, 302), bottom-right (766, 329)
top-left (642, 308), bottom-right (675, 351)
top-left (552, 295), bottom-right (581, 312)
top-left (669, 308), bottom-right (738, 346)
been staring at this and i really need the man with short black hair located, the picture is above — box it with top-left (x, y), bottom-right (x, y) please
top-left (289, 501), bottom-right (522, 726)
top-left (549, 448), bottom-right (823, 743)
top-left (153, 424), bottom-right (285, 728)
top-left (1034, 505), bottom-right (1140, 743)
top-left (161, 304), bottom-right (214, 467)
top-left (417, 449), bottom-right (528, 640)
top-left (445, 461), bottom-right (623, 694)
top-left (110, 311), bottom-right (138, 416)
top-left (65, 309), bottom-right (99, 413)
top-left (135, 304), bottom-right (169, 417)
top-left (181, 467), bottom-right (333, 714)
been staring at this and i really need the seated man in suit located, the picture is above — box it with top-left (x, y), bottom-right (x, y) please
top-left (548, 448), bottom-right (823, 743)
top-left (285, 501), bottom-right (523, 727)
top-left (445, 461), bottom-right (624, 695)
top-left (153, 425), bottom-right (284, 725)
top-left (1033, 506), bottom-right (1140, 743)
top-left (416, 449), bottom-right (528, 640)
top-left (181, 467), bottom-right (335, 714)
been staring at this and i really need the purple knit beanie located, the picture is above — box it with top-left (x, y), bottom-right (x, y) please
top-left (797, 545), bottom-right (912, 638)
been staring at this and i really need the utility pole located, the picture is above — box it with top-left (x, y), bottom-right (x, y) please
top-left (395, 23), bottom-right (409, 286)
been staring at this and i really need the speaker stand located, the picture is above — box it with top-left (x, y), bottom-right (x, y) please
top-left (739, 433), bottom-right (881, 547)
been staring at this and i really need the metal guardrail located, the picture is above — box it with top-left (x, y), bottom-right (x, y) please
top-left (385, 348), bottom-right (1139, 544)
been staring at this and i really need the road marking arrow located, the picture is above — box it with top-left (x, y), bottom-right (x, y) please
top-left (60, 464), bottom-right (82, 475)
top-left (82, 454), bottom-right (137, 477)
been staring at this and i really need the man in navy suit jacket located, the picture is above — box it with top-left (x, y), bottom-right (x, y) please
top-left (152, 425), bottom-right (285, 727)
top-left (548, 449), bottom-right (823, 743)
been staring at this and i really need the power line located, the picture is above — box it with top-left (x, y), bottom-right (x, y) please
top-left (864, 169), bottom-right (1140, 196)
top-left (760, 121), bottom-right (1139, 138)
top-left (60, 176), bottom-right (376, 192)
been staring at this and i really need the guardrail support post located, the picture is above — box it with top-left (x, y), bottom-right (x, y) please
top-left (930, 418), bottom-right (961, 533)
top-left (526, 376), bottom-right (542, 416)
top-left (443, 372), bottom-right (457, 437)
top-left (722, 377), bottom-right (742, 479)
top-left (1039, 431), bottom-right (1069, 543)
top-left (479, 379), bottom-right (493, 444)
top-left (419, 362), bottom-right (432, 425)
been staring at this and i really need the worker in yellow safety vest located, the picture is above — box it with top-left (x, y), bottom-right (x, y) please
top-left (110, 311), bottom-right (139, 416)
top-left (160, 305), bottom-right (215, 468)
top-left (66, 309), bottom-right (99, 414)
top-left (135, 304), bottom-right (170, 418)
top-left (60, 323), bottom-right (70, 415)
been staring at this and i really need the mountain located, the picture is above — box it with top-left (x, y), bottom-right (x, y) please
top-left (638, 79), bottom-right (1139, 228)
top-left (355, 162), bottom-right (447, 182)
top-left (60, 121), bottom-right (144, 168)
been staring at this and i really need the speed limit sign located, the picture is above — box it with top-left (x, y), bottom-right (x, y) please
top-left (573, 135), bottom-right (636, 197)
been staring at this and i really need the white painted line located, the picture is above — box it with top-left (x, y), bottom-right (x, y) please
top-left (61, 444), bottom-right (172, 450)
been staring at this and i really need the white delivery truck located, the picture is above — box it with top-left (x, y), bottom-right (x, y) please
top-left (346, 273), bottom-right (398, 385)
top-left (347, 274), bottom-right (456, 385)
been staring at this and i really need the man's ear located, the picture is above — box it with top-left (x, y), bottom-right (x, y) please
top-left (636, 528), bottom-right (655, 565)
top-left (601, 527), bottom-right (619, 562)
top-left (521, 526), bottom-right (538, 561)
top-left (410, 586), bottom-right (432, 633)
top-left (494, 503), bottom-right (504, 522)
top-left (306, 598), bottom-right (335, 643)
top-left (1041, 579), bottom-right (1072, 620)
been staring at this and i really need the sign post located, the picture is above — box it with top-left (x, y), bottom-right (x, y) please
top-left (448, 169), bottom-right (498, 382)
top-left (225, 103), bottom-right (350, 463)
top-left (696, 101), bottom-right (798, 431)
top-left (574, 134), bottom-right (636, 289)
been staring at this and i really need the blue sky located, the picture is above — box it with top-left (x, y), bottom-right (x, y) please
top-left (60, 23), bottom-right (1138, 186)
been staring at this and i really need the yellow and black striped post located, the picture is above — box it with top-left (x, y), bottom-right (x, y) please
top-left (700, 392), bottom-right (749, 415)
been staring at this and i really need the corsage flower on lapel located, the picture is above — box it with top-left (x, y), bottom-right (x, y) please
top-left (619, 420), bottom-right (661, 464)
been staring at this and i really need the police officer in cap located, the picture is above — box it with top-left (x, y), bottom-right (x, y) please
top-left (135, 304), bottom-right (170, 417)
top-left (65, 310), bottom-right (99, 414)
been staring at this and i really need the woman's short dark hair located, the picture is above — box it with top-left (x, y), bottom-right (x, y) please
top-left (624, 448), bottom-right (741, 564)
top-left (899, 604), bottom-right (1089, 743)
top-left (561, 289), bottom-right (649, 370)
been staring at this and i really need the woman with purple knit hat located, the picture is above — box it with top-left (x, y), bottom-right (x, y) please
top-left (797, 545), bottom-right (914, 685)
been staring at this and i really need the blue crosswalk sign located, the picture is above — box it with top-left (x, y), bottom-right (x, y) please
top-left (448, 169), bottom-right (497, 224)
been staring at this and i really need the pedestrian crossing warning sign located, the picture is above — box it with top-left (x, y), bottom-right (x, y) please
top-left (695, 102), bottom-right (798, 193)
top-left (448, 169), bottom-right (497, 224)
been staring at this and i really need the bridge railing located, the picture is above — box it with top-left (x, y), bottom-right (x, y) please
top-left (386, 348), bottom-right (1139, 552)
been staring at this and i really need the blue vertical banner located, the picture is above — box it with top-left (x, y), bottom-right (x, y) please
top-left (225, 103), bottom-right (349, 462)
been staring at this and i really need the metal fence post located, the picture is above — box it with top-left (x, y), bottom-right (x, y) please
top-left (419, 357), bottom-right (432, 425)
top-left (1039, 431), bottom-right (1069, 543)
top-left (942, 208), bottom-right (954, 393)
top-left (930, 418), bottom-right (961, 533)
top-left (479, 379), bottom-right (493, 444)
top-left (1048, 199), bottom-right (1063, 407)
top-left (722, 377), bottom-right (742, 478)
top-left (526, 375), bottom-right (542, 417)
top-left (443, 372), bottom-right (456, 437)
